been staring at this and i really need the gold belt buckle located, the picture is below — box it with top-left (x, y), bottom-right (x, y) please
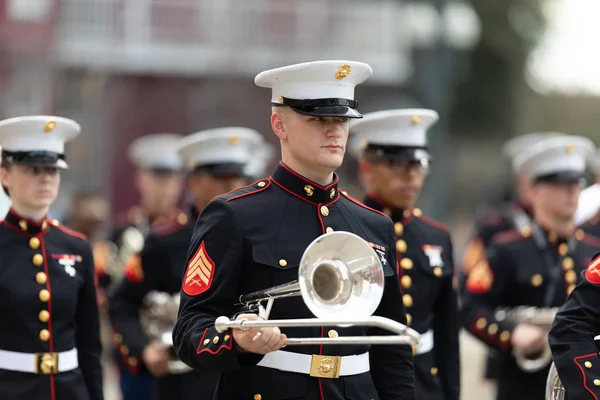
top-left (34, 352), bottom-right (59, 375)
top-left (309, 355), bottom-right (341, 379)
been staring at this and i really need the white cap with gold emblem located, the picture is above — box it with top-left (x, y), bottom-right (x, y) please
top-left (177, 127), bottom-right (263, 176)
top-left (0, 116), bottom-right (80, 169)
top-left (254, 60), bottom-right (373, 118)
top-left (348, 108), bottom-right (439, 160)
top-left (128, 133), bottom-right (184, 172)
top-left (513, 135), bottom-right (595, 182)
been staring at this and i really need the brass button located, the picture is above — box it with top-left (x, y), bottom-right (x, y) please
top-left (328, 329), bottom-right (339, 338)
top-left (413, 208), bottom-right (422, 217)
top-left (51, 220), bottom-right (60, 227)
top-left (476, 318), bottom-right (487, 330)
top-left (406, 313), bottom-right (412, 326)
top-left (403, 294), bottom-right (413, 308)
top-left (594, 379), bottom-right (600, 387)
top-left (430, 367), bottom-right (438, 376)
top-left (257, 181), bottom-right (266, 188)
top-left (177, 213), bottom-right (188, 225)
top-left (19, 220), bottom-right (27, 231)
top-left (487, 323), bottom-right (498, 335)
top-left (39, 329), bottom-right (50, 341)
top-left (326, 227), bottom-right (334, 233)
top-left (400, 258), bottom-right (413, 270)
top-left (114, 333), bottom-right (123, 343)
top-left (29, 237), bottom-right (40, 249)
top-left (521, 226), bottom-right (532, 238)
top-left (203, 339), bottom-right (210, 346)
top-left (36, 272), bottom-right (47, 285)
top-left (396, 240), bottom-right (407, 253)
top-left (500, 331), bottom-right (511, 342)
top-left (42, 221), bottom-right (48, 230)
top-left (585, 361), bottom-right (593, 368)
top-left (254, 395), bottom-right (262, 400)
top-left (565, 270), bottom-right (577, 284)
top-left (279, 259), bottom-right (287, 267)
top-left (32, 254), bottom-right (44, 267)
top-left (394, 223), bottom-right (403, 236)
top-left (320, 206), bottom-right (329, 217)
top-left (562, 257), bottom-right (574, 270)
top-left (558, 243), bottom-right (568, 256)
top-left (224, 335), bottom-right (230, 341)
top-left (434, 267), bottom-right (442, 277)
top-left (531, 274), bottom-right (543, 287)
top-left (39, 289), bottom-right (50, 302)
top-left (213, 336), bottom-right (220, 344)
top-left (120, 345), bottom-right (129, 355)
top-left (401, 275), bottom-right (412, 289)
top-left (38, 310), bottom-right (49, 323)
top-left (576, 229), bottom-right (585, 240)
top-left (128, 357), bottom-right (138, 367)
top-left (567, 284), bottom-right (576, 295)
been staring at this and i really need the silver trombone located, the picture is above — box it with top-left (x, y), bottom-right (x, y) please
top-left (214, 231), bottom-right (421, 347)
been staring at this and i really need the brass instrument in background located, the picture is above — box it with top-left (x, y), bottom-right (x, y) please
top-left (110, 226), bottom-right (146, 282)
top-left (495, 306), bottom-right (558, 372)
top-left (140, 291), bottom-right (191, 374)
top-left (215, 231), bottom-right (421, 347)
top-left (545, 334), bottom-right (600, 400)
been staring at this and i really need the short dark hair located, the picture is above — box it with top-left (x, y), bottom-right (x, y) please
top-left (1, 158), bottom-right (11, 197)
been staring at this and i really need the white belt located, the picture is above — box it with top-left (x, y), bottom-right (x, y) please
top-left (415, 329), bottom-right (434, 356)
top-left (0, 348), bottom-right (78, 374)
top-left (257, 351), bottom-right (369, 379)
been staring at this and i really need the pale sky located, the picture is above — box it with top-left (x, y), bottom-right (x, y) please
top-left (527, 0), bottom-right (600, 96)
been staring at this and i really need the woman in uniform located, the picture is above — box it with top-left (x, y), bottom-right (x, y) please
top-left (0, 116), bottom-right (103, 400)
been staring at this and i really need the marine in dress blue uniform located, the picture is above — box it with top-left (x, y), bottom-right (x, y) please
top-left (349, 109), bottom-right (460, 400)
top-left (173, 60), bottom-right (415, 400)
top-left (109, 128), bottom-right (260, 400)
top-left (461, 135), bottom-right (599, 400)
top-left (0, 116), bottom-right (103, 400)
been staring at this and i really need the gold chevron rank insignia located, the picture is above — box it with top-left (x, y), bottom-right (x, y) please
top-left (183, 241), bottom-right (215, 296)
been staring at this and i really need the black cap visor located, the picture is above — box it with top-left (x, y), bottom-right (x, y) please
top-left (2, 150), bottom-right (68, 170)
top-left (534, 170), bottom-right (586, 184)
top-left (275, 97), bottom-right (362, 118)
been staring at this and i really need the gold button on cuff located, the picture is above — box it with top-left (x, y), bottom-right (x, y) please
top-left (403, 294), bottom-right (413, 308)
top-left (33, 254), bottom-right (44, 267)
top-left (394, 223), bottom-right (403, 236)
top-left (38, 310), bottom-right (49, 323)
top-left (401, 275), bottom-right (412, 289)
top-left (39, 329), bottom-right (50, 342)
top-left (203, 339), bottom-right (210, 346)
top-left (279, 259), bottom-right (287, 267)
top-left (39, 289), bottom-right (50, 302)
top-left (326, 227), bottom-right (334, 233)
top-left (396, 240), bottom-right (407, 253)
top-left (328, 330), bottom-right (339, 338)
top-left (36, 272), bottom-right (47, 285)
top-left (400, 258), bottom-right (413, 270)
top-left (320, 206), bottom-right (329, 217)
top-left (29, 237), bottom-right (40, 249)
top-left (213, 336), bottom-right (220, 345)
top-left (475, 318), bottom-right (487, 330)
top-left (585, 361), bottom-right (593, 369)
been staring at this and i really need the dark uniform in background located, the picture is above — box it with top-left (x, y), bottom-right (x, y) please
top-left (0, 116), bottom-right (103, 400)
top-left (173, 61), bottom-right (415, 400)
top-left (109, 128), bottom-right (260, 400)
top-left (461, 132), bottom-right (562, 384)
top-left (462, 135), bottom-right (599, 400)
top-left (348, 108), bottom-right (459, 400)
top-left (549, 254), bottom-right (600, 400)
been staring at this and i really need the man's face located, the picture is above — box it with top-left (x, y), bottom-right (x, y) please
top-left (359, 157), bottom-right (427, 210)
top-left (531, 180), bottom-right (581, 220)
top-left (188, 172), bottom-right (246, 209)
top-left (273, 108), bottom-right (350, 174)
top-left (0, 165), bottom-right (60, 211)
top-left (136, 170), bottom-right (184, 215)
